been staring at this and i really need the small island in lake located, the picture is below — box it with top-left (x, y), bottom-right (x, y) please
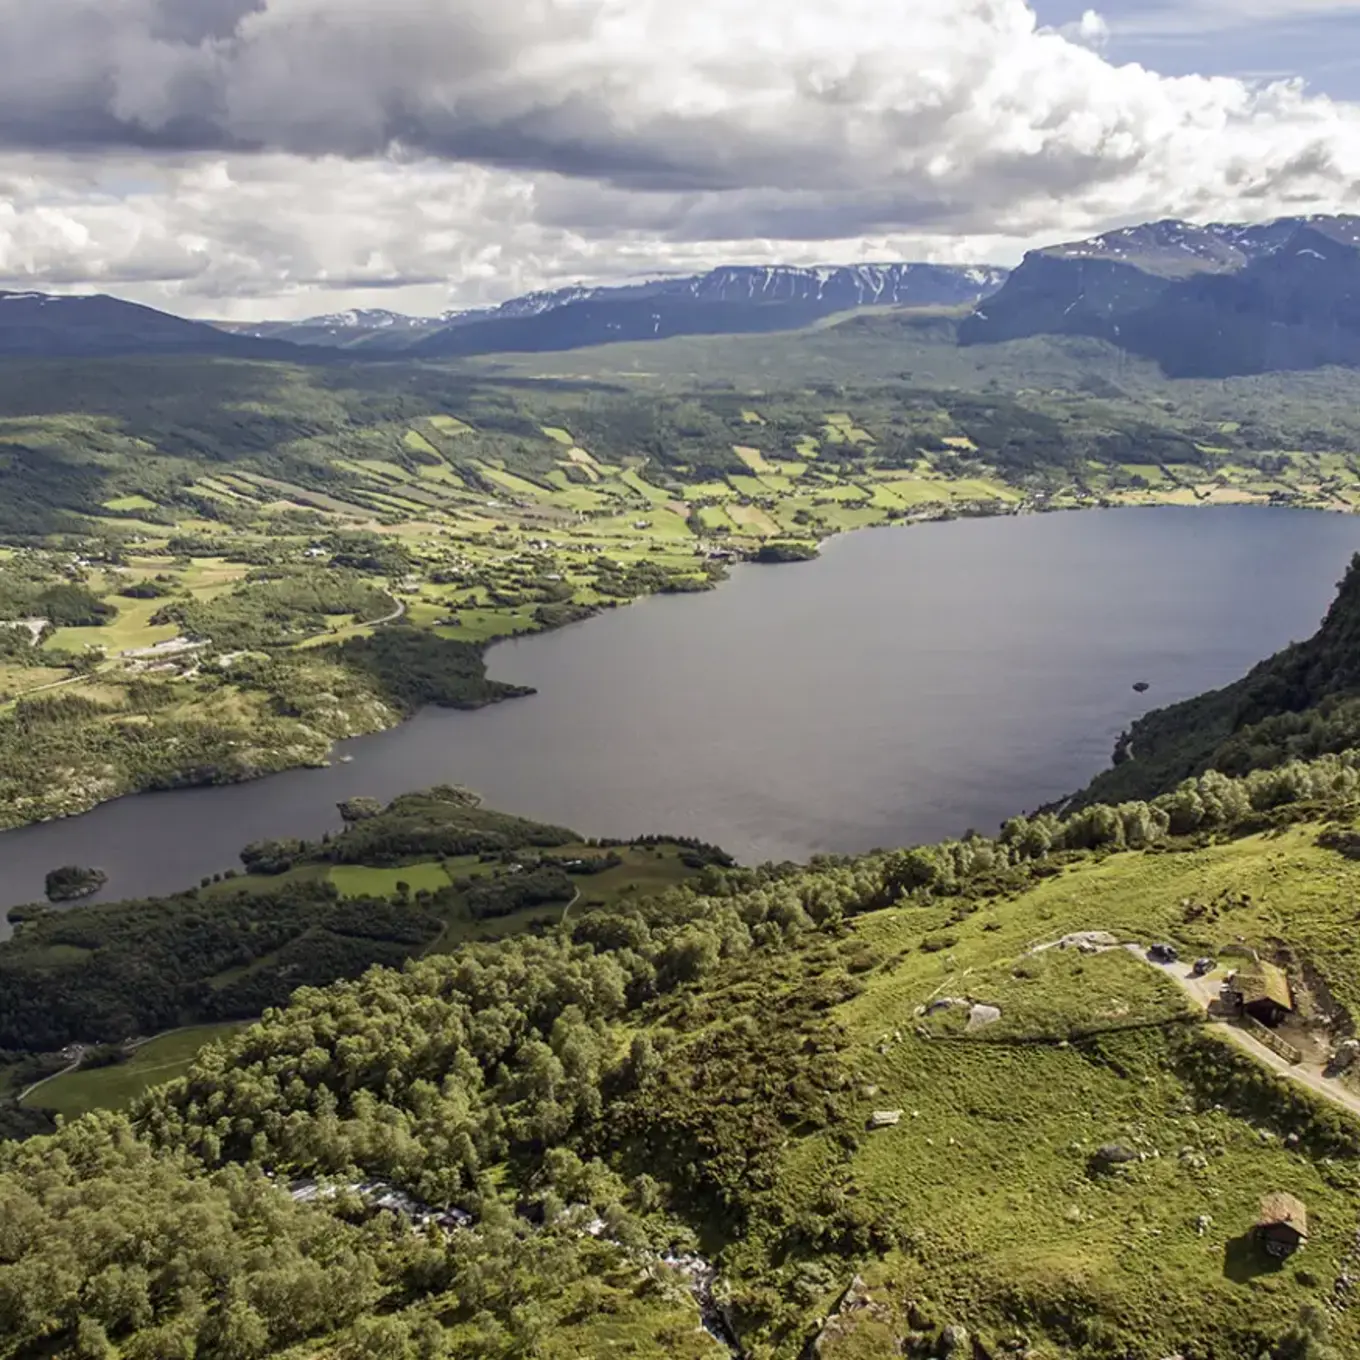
top-left (44, 865), bottom-right (108, 903)
top-left (1132, 680), bottom-right (1150, 693)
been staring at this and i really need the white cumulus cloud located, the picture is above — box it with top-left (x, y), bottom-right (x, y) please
top-left (0, 0), bottom-right (1355, 317)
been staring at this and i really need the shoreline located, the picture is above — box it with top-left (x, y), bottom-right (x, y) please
top-left (0, 494), bottom-right (1352, 847)
top-left (0, 494), bottom-right (1011, 836)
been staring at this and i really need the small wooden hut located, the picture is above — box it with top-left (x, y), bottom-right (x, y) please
top-left (1256, 1192), bottom-right (1308, 1258)
top-left (1224, 962), bottom-right (1293, 1027)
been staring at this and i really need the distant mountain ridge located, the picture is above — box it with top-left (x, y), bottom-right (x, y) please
top-left (1, 262), bottom-right (1009, 361)
top-left (960, 214), bottom-right (1360, 377)
top-left (223, 262), bottom-right (1010, 354)
top-left (0, 290), bottom-right (301, 359)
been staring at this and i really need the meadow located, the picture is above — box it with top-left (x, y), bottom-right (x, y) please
top-left (22, 1023), bottom-right (247, 1119)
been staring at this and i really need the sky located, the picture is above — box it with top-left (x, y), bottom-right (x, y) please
top-left (0, 0), bottom-right (1357, 321)
top-left (1035, 0), bottom-right (1360, 94)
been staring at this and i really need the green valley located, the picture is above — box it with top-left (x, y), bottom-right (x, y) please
top-left (9, 735), bottom-right (1360, 1356)
top-left (5, 330), bottom-right (1360, 828)
top-left (10, 306), bottom-right (1360, 1360)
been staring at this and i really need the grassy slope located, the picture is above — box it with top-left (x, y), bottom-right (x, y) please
top-left (726, 821), bottom-right (1360, 1357)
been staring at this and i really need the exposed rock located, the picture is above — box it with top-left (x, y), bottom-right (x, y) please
top-left (1094, 1143), bottom-right (1139, 1166)
top-left (1329, 1039), bottom-right (1360, 1074)
top-left (839, 1275), bottom-right (871, 1311)
top-left (939, 1322), bottom-right (970, 1355)
top-left (809, 1274), bottom-right (887, 1355)
top-left (966, 1003), bottom-right (1002, 1031)
top-left (1039, 930), bottom-right (1119, 954)
top-left (868, 1109), bottom-right (904, 1129)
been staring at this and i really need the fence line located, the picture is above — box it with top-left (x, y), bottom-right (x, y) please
top-left (1243, 1016), bottom-right (1303, 1064)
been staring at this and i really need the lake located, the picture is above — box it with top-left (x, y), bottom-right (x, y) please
top-left (2, 505), bottom-right (1358, 928)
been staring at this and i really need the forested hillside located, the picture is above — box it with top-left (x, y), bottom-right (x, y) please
top-left (9, 729), bottom-right (1360, 1354)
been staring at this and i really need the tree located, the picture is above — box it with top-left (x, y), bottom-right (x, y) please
top-left (43, 864), bottom-right (107, 902)
top-left (73, 1319), bottom-right (115, 1360)
top-left (883, 848), bottom-right (941, 897)
top-left (1274, 1305), bottom-right (1338, 1360)
top-left (338, 797), bottom-right (385, 822)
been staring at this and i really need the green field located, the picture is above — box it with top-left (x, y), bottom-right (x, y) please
top-left (329, 862), bottom-right (452, 897)
top-left (23, 1023), bottom-right (247, 1118)
top-left (550, 843), bottom-right (702, 907)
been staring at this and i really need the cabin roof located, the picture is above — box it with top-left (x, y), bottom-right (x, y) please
top-left (1236, 962), bottom-right (1292, 1010)
top-left (1258, 1192), bottom-right (1308, 1237)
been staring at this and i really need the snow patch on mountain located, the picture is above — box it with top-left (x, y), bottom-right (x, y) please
top-left (265, 262), bottom-right (1009, 337)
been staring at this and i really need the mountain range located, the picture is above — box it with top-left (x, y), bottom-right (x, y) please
top-left (220, 262), bottom-right (1011, 354)
top-left (6, 215), bottom-right (1360, 377)
top-left (960, 214), bottom-right (1360, 377)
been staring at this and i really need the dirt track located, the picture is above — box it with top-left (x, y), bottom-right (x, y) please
top-left (1133, 948), bottom-right (1360, 1122)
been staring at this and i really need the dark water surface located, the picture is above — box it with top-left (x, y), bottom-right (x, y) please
top-left (3, 506), bottom-right (1358, 928)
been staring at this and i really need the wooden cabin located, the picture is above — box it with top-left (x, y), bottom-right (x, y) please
top-left (1256, 1192), bottom-right (1308, 1258)
top-left (1223, 962), bottom-right (1293, 1027)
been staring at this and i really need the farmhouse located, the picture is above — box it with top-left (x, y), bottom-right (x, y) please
top-left (1222, 962), bottom-right (1293, 1027)
top-left (1256, 1192), bottom-right (1308, 1258)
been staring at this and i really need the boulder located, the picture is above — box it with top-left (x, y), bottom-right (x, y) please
top-left (940, 1322), bottom-right (970, 1356)
top-left (867, 1110), bottom-right (904, 1129)
top-left (1094, 1143), bottom-right (1139, 1166)
top-left (926, 996), bottom-right (968, 1014)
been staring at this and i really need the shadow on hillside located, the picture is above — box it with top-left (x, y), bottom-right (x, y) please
top-left (1223, 1232), bottom-right (1284, 1283)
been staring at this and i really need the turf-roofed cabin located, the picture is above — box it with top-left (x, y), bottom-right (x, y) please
top-left (1223, 961), bottom-right (1294, 1027)
top-left (1256, 1192), bottom-right (1309, 1259)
